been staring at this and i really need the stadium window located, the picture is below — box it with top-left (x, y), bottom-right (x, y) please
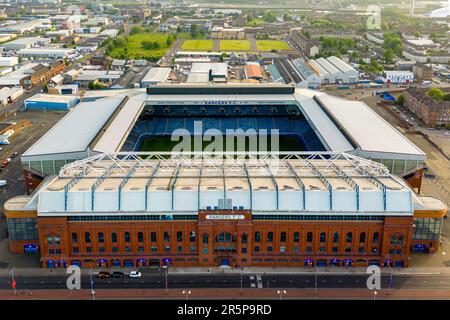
top-left (359, 232), bottom-right (366, 243)
top-left (280, 232), bottom-right (286, 243)
top-left (306, 232), bottom-right (313, 243)
top-left (267, 246), bottom-right (273, 252)
top-left (293, 232), bottom-right (300, 243)
top-left (373, 232), bottom-right (379, 243)
top-left (99, 247), bottom-right (105, 253)
top-left (267, 232), bottom-right (273, 243)
top-left (124, 232), bottom-right (131, 243)
top-left (333, 232), bottom-right (339, 243)
top-left (202, 233), bottom-right (209, 244)
top-left (86, 247), bottom-right (92, 253)
top-left (151, 232), bottom-right (157, 242)
top-left (320, 232), bottom-right (326, 243)
top-left (72, 247), bottom-right (79, 253)
top-left (332, 247), bottom-right (338, 252)
top-left (254, 246), bottom-right (260, 252)
top-left (111, 232), bottom-right (117, 243)
top-left (71, 233), bottom-right (78, 244)
top-left (112, 247), bottom-right (118, 253)
top-left (241, 234), bottom-right (248, 244)
top-left (254, 232), bottom-right (260, 243)
top-left (189, 231), bottom-right (196, 242)
top-left (177, 231), bottom-right (183, 242)
top-left (85, 232), bottom-right (91, 244)
top-left (346, 232), bottom-right (353, 243)
top-left (98, 232), bottom-right (104, 243)
top-left (164, 232), bottom-right (170, 242)
top-left (138, 232), bottom-right (144, 243)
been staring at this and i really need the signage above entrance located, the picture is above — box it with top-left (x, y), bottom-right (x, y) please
top-left (205, 214), bottom-right (245, 220)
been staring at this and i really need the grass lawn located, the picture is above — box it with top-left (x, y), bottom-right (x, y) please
top-left (181, 39), bottom-right (214, 51)
top-left (108, 33), bottom-right (171, 60)
top-left (256, 40), bottom-right (291, 51)
top-left (220, 40), bottom-right (251, 51)
top-left (246, 18), bottom-right (265, 26)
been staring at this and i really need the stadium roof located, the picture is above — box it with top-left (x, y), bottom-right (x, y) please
top-left (31, 152), bottom-right (418, 215)
top-left (91, 93), bottom-right (147, 153)
top-left (314, 93), bottom-right (425, 158)
top-left (22, 95), bottom-right (126, 158)
top-left (21, 85), bottom-right (426, 176)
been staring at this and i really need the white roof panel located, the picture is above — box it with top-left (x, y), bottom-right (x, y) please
top-left (22, 95), bottom-right (125, 157)
top-left (92, 93), bottom-right (146, 153)
top-left (315, 92), bottom-right (425, 157)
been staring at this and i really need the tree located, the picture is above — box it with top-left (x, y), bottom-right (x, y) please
top-left (190, 24), bottom-right (199, 38)
top-left (427, 88), bottom-right (444, 101)
top-left (166, 35), bottom-right (173, 46)
top-left (397, 95), bottom-right (404, 106)
top-left (383, 49), bottom-right (394, 63)
top-left (413, 31), bottom-right (421, 39)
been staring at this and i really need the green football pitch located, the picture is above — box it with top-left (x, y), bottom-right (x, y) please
top-left (138, 135), bottom-right (304, 152)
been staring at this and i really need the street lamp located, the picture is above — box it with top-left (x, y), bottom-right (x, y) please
top-left (314, 265), bottom-right (318, 297)
top-left (89, 268), bottom-right (95, 300)
top-left (182, 290), bottom-right (192, 300)
top-left (277, 290), bottom-right (287, 300)
top-left (240, 266), bottom-right (243, 295)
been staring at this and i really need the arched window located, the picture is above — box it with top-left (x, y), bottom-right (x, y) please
top-left (254, 232), bottom-right (260, 243)
top-left (320, 232), bottom-right (326, 242)
top-left (124, 232), bottom-right (131, 243)
top-left (98, 232), bottom-right (104, 243)
top-left (267, 232), bottom-right (273, 243)
top-left (241, 234), bottom-right (248, 244)
top-left (85, 232), bottom-right (91, 243)
top-left (306, 232), bottom-right (313, 242)
top-left (202, 233), bottom-right (209, 244)
top-left (373, 232), bottom-right (379, 243)
top-left (138, 232), bottom-right (144, 243)
top-left (280, 232), bottom-right (286, 243)
top-left (359, 232), bottom-right (366, 243)
top-left (111, 232), bottom-right (117, 243)
top-left (346, 232), bottom-right (353, 243)
top-left (293, 232), bottom-right (300, 243)
top-left (189, 231), bottom-right (196, 242)
top-left (71, 233), bottom-right (78, 244)
top-left (164, 232), bottom-right (170, 242)
top-left (333, 232), bottom-right (339, 243)
top-left (177, 231), bottom-right (183, 242)
top-left (151, 232), bottom-right (157, 242)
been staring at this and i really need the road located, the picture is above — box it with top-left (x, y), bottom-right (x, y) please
top-left (1, 272), bottom-right (450, 291)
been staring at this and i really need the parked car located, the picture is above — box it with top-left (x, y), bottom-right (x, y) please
top-left (10, 152), bottom-right (18, 158)
top-left (0, 180), bottom-right (7, 187)
top-left (1, 158), bottom-right (11, 168)
top-left (129, 271), bottom-right (142, 278)
top-left (96, 271), bottom-right (111, 279)
top-left (112, 271), bottom-right (125, 278)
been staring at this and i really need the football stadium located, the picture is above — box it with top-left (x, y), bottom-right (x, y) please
top-left (4, 84), bottom-right (447, 269)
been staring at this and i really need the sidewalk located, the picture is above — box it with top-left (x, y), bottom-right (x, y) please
top-left (1, 288), bottom-right (450, 300)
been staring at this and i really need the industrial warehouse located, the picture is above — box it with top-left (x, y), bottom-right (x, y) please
top-left (4, 84), bottom-right (447, 268)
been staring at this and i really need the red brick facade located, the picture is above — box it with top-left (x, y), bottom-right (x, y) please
top-left (33, 211), bottom-right (414, 269)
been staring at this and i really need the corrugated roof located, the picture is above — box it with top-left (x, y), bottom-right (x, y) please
top-left (245, 63), bottom-right (262, 79)
top-left (22, 95), bottom-right (125, 157)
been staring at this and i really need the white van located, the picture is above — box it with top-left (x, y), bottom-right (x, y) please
top-left (0, 180), bottom-right (7, 187)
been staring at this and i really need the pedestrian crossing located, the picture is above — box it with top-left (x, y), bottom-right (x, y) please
top-left (249, 275), bottom-right (263, 288)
